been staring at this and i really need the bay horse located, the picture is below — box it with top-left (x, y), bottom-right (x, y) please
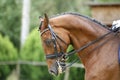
top-left (39, 12), bottom-right (120, 80)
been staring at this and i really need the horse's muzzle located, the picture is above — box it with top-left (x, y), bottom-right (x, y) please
top-left (49, 65), bottom-right (58, 76)
top-left (49, 61), bottom-right (66, 76)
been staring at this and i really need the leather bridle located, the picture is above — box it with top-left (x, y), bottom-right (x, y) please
top-left (40, 23), bottom-right (67, 60)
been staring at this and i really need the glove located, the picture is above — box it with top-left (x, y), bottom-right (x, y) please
top-left (112, 20), bottom-right (120, 32)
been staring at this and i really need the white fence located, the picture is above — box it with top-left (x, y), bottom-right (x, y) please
top-left (0, 61), bottom-right (84, 80)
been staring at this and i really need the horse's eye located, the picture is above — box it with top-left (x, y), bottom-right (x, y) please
top-left (44, 39), bottom-right (53, 46)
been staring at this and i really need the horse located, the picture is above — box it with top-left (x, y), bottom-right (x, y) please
top-left (39, 12), bottom-right (120, 80)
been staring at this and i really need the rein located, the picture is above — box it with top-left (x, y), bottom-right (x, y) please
top-left (41, 20), bottom-right (120, 69)
top-left (65, 31), bottom-right (112, 57)
top-left (64, 31), bottom-right (114, 68)
top-left (40, 23), bottom-right (119, 68)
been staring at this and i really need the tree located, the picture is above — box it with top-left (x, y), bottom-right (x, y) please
top-left (0, 0), bottom-right (22, 49)
top-left (20, 29), bottom-right (53, 80)
top-left (0, 34), bottom-right (18, 80)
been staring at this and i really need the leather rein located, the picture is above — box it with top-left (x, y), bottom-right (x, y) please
top-left (39, 23), bottom-right (119, 67)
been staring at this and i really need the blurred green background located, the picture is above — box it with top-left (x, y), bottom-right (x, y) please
top-left (0, 0), bottom-right (120, 80)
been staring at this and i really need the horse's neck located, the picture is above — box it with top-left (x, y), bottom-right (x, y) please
top-left (64, 16), bottom-right (118, 66)
top-left (67, 16), bottom-right (109, 49)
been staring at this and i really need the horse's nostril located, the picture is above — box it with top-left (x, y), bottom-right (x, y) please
top-left (50, 70), bottom-right (54, 74)
top-left (49, 69), bottom-right (58, 76)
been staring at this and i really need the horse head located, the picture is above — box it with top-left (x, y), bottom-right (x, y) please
top-left (39, 13), bottom-right (70, 76)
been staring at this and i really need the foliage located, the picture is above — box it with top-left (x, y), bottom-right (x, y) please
top-left (0, 0), bottom-right (22, 49)
top-left (20, 29), bottom-right (44, 61)
top-left (0, 0), bottom-right (90, 49)
top-left (30, 0), bottom-right (90, 30)
top-left (67, 45), bottom-right (85, 80)
top-left (0, 34), bottom-right (18, 80)
top-left (0, 34), bottom-right (18, 61)
top-left (69, 67), bottom-right (85, 80)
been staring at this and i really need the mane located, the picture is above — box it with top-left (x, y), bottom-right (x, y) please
top-left (50, 12), bottom-right (110, 30)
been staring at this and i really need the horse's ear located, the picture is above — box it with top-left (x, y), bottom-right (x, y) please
top-left (44, 13), bottom-right (49, 28)
top-left (39, 16), bottom-right (44, 30)
top-left (39, 13), bottom-right (49, 30)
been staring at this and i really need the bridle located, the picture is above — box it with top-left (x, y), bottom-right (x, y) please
top-left (39, 21), bottom-right (120, 68)
top-left (39, 22), bottom-right (68, 73)
top-left (40, 24), bottom-right (68, 60)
